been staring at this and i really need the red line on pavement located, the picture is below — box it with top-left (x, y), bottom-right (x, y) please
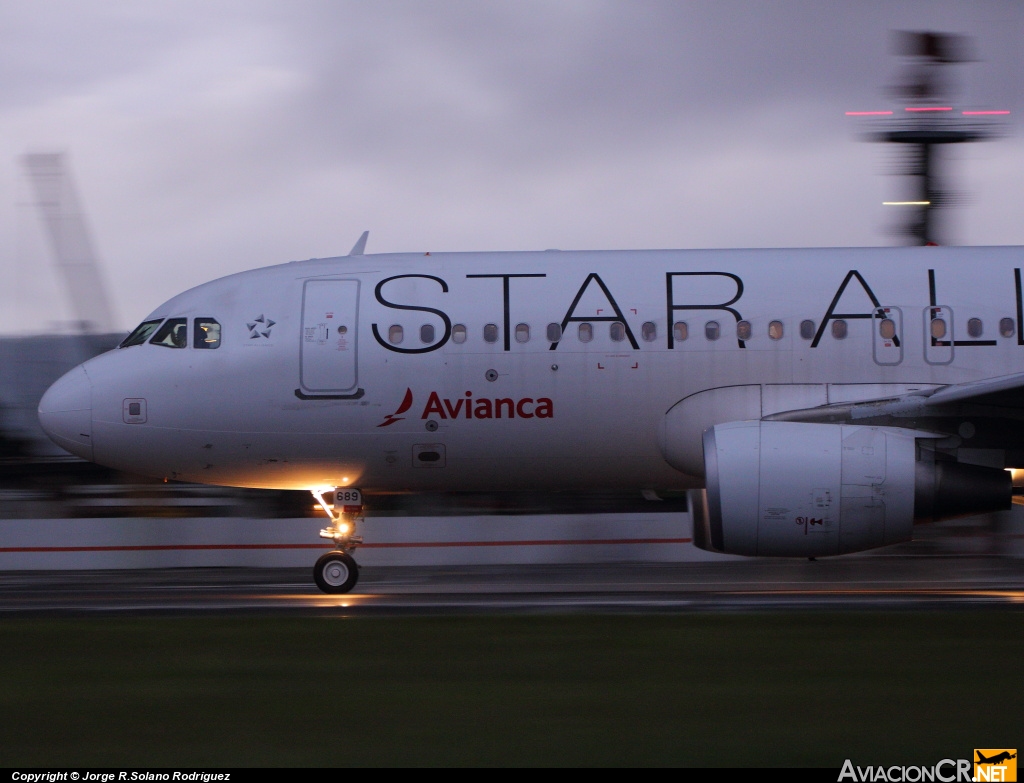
top-left (362, 538), bottom-right (693, 549)
top-left (0, 544), bottom-right (327, 553)
top-left (0, 538), bottom-right (693, 553)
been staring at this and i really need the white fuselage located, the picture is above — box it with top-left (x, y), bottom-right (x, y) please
top-left (39, 245), bottom-right (1024, 492)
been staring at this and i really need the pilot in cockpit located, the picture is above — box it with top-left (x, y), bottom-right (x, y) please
top-left (150, 318), bottom-right (188, 348)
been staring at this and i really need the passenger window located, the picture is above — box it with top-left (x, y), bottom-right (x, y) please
top-left (194, 318), bottom-right (221, 349)
top-left (769, 320), bottom-right (784, 340)
top-left (610, 322), bottom-right (625, 342)
top-left (120, 319), bottom-right (163, 348)
top-left (420, 324), bottom-right (435, 344)
top-left (515, 323), bottom-right (530, 343)
top-left (546, 323), bottom-right (562, 342)
top-left (1000, 317), bottom-right (1015, 338)
top-left (673, 322), bottom-right (688, 342)
top-left (483, 323), bottom-right (499, 343)
top-left (879, 319), bottom-right (896, 340)
top-left (931, 318), bottom-right (947, 339)
top-left (967, 318), bottom-right (983, 338)
top-left (799, 320), bottom-right (815, 340)
top-left (642, 321), bottom-right (657, 342)
top-left (736, 320), bottom-right (752, 341)
top-left (150, 318), bottom-right (187, 348)
top-left (705, 321), bottom-right (720, 341)
top-left (578, 323), bottom-right (593, 343)
top-left (388, 325), bottom-right (404, 345)
top-left (831, 320), bottom-right (848, 340)
top-left (452, 324), bottom-right (467, 344)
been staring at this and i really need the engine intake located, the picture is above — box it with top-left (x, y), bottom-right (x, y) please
top-left (694, 421), bottom-right (1011, 557)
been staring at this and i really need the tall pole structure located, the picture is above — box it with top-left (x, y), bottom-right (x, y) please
top-left (848, 31), bottom-right (1008, 246)
top-left (21, 153), bottom-right (118, 335)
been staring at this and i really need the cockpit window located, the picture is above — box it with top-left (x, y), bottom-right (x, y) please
top-left (150, 318), bottom-right (188, 348)
top-left (120, 319), bottom-right (163, 348)
top-left (194, 318), bottom-right (221, 349)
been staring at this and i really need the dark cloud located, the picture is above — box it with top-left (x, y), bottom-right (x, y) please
top-left (0, 1), bottom-right (255, 111)
top-left (0, 1), bottom-right (1021, 332)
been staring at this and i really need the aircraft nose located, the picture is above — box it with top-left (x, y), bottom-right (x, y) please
top-left (38, 365), bottom-right (94, 461)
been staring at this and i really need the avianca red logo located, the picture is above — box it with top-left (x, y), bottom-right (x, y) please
top-left (378, 388), bottom-right (414, 427)
top-left (378, 388), bottom-right (553, 427)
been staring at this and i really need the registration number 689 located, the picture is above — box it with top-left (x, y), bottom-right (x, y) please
top-left (336, 488), bottom-right (362, 512)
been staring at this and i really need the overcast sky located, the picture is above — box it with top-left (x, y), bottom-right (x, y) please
top-left (1, 0), bottom-right (1022, 334)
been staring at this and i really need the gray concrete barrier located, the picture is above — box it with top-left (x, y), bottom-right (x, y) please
top-left (0, 511), bottom-right (732, 570)
top-left (1, 506), bottom-right (1021, 570)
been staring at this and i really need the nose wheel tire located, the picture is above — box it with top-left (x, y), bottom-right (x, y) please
top-left (314, 551), bottom-right (359, 594)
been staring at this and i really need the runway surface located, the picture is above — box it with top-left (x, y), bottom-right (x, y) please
top-left (1, 556), bottom-right (1024, 614)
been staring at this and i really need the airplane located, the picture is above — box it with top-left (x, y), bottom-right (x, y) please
top-left (977, 752), bottom-right (1017, 765)
top-left (37, 235), bottom-right (1023, 592)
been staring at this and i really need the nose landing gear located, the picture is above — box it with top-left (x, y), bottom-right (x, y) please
top-left (311, 488), bottom-right (364, 593)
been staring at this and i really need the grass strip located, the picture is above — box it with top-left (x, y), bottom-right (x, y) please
top-left (0, 613), bottom-right (1018, 766)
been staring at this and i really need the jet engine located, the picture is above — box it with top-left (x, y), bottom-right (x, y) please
top-left (692, 421), bottom-right (1011, 557)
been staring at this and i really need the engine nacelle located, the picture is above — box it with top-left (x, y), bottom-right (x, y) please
top-left (694, 421), bottom-right (1011, 557)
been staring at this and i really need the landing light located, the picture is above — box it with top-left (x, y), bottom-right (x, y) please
top-left (883, 201), bottom-right (931, 206)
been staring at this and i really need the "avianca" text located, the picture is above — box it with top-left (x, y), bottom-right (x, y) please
top-left (422, 391), bottom-right (553, 419)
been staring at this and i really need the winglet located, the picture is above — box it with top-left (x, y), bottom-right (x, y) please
top-left (348, 231), bottom-right (369, 256)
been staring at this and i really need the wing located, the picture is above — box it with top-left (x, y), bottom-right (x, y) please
top-left (764, 372), bottom-right (1024, 462)
top-left (922, 370), bottom-right (1024, 407)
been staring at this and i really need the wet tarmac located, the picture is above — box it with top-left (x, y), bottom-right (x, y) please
top-left (1, 555), bottom-right (1023, 614)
